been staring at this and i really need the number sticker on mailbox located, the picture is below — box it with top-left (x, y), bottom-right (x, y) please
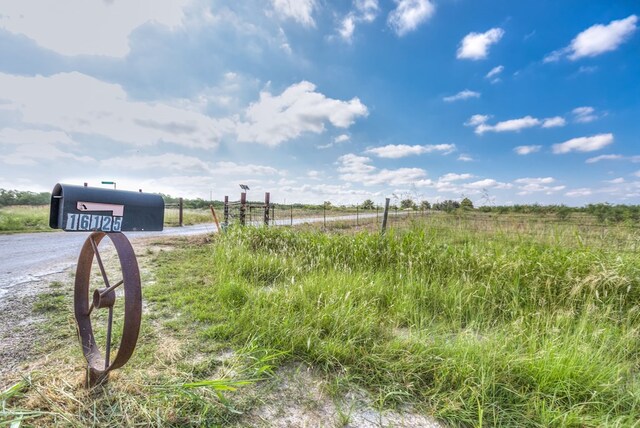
top-left (65, 213), bottom-right (123, 232)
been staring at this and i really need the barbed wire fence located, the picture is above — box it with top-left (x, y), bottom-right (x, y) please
top-left (162, 192), bottom-right (639, 251)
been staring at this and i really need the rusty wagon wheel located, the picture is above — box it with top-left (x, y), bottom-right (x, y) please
top-left (74, 231), bottom-right (142, 387)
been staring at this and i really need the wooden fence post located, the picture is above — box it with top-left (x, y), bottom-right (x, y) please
top-left (323, 205), bottom-right (326, 228)
top-left (381, 198), bottom-right (390, 234)
top-left (223, 196), bottom-right (229, 227)
top-left (240, 192), bottom-right (246, 226)
top-left (264, 192), bottom-right (270, 226)
top-left (209, 205), bottom-right (220, 231)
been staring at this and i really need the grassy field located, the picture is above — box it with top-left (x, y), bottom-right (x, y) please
top-left (142, 219), bottom-right (640, 426)
top-left (0, 205), bottom-right (51, 233)
top-left (2, 214), bottom-right (640, 426)
top-left (0, 204), bottom-right (375, 232)
top-left (0, 205), bottom-right (217, 232)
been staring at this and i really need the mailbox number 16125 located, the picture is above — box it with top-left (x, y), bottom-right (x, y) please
top-left (65, 213), bottom-right (123, 232)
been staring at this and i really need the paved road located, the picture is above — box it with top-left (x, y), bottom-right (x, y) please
top-left (0, 213), bottom-right (380, 299)
top-left (0, 223), bottom-right (220, 299)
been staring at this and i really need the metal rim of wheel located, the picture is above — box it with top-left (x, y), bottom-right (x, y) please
top-left (74, 231), bottom-right (142, 387)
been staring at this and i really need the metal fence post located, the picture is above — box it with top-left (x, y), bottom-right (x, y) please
top-left (179, 197), bottom-right (183, 227)
top-left (290, 205), bottom-right (293, 226)
top-left (381, 198), bottom-right (390, 234)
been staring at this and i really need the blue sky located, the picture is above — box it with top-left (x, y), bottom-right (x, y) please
top-left (0, 0), bottom-right (638, 206)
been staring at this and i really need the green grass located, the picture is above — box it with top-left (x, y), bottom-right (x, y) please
top-left (0, 205), bottom-right (51, 233)
top-left (144, 220), bottom-right (640, 427)
top-left (0, 205), bottom-right (217, 233)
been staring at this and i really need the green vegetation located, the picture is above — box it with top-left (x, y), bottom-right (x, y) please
top-left (142, 219), bottom-right (640, 426)
top-left (0, 189), bottom-right (50, 206)
top-left (0, 240), bottom-right (281, 427)
top-left (0, 205), bottom-right (51, 233)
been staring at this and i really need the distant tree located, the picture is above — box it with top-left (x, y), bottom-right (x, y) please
top-left (420, 200), bottom-right (431, 210)
top-left (433, 200), bottom-right (460, 212)
top-left (323, 201), bottom-right (332, 209)
top-left (400, 199), bottom-right (417, 210)
top-left (555, 205), bottom-right (571, 221)
top-left (361, 199), bottom-right (375, 210)
top-left (0, 189), bottom-right (50, 206)
top-left (460, 197), bottom-right (474, 210)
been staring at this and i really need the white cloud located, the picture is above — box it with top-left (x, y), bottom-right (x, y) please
top-left (355, 0), bottom-right (380, 22)
top-left (514, 145), bottom-right (542, 155)
top-left (514, 177), bottom-right (555, 185)
top-left (468, 114), bottom-right (566, 134)
top-left (272, 0), bottom-right (317, 27)
top-left (552, 133), bottom-right (614, 154)
top-left (236, 81), bottom-right (368, 146)
top-left (457, 154), bottom-right (473, 162)
top-left (387, 0), bottom-right (436, 36)
top-left (542, 116), bottom-right (566, 128)
top-left (465, 114), bottom-right (490, 126)
top-left (337, 153), bottom-right (427, 186)
top-left (0, 73), bottom-right (368, 150)
top-left (337, 0), bottom-right (380, 42)
top-left (0, 128), bottom-right (94, 166)
top-left (443, 90), bottom-right (481, 102)
top-left (464, 179), bottom-right (511, 190)
top-left (486, 65), bottom-right (504, 79)
top-left (606, 178), bottom-right (625, 184)
top-left (0, 0), bottom-right (188, 57)
top-left (365, 144), bottom-right (456, 158)
top-left (566, 188), bottom-right (593, 197)
top-left (585, 154), bottom-right (623, 163)
top-left (0, 72), bottom-right (232, 149)
top-left (572, 106), bottom-right (598, 123)
top-left (472, 116), bottom-right (541, 135)
top-left (335, 134), bottom-right (351, 143)
top-left (457, 28), bottom-right (504, 60)
top-left (316, 134), bottom-right (350, 149)
top-left (338, 16), bottom-right (356, 41)
top-left (514, 177), bottom-right (564, 195)
top-left (635, 171), bottom-right (640, 178)
top-left (544, 15), bottom-right (638, 62)
top-left (101, 154), bottom-right (211, 173)
top-left (439, 173), bottom-right (473, 182)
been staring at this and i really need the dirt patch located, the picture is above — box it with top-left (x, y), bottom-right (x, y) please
top-left (243, 364), bottom-right (443, 428)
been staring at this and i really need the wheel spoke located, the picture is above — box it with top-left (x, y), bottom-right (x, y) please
top-left (87, 302), bottom-right (94, 316)
top-left (100, 279), bottom-right (123, 297)
top-left (89, 236), bottom-right (111, 289)
top-left (105, 306), bottom-right (113, 369)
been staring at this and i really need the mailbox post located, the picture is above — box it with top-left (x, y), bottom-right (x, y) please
top-left (50, 183), bottom-right (164, 386)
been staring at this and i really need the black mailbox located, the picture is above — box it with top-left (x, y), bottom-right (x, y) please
top-left (49, 183), bottom-right (164, 232)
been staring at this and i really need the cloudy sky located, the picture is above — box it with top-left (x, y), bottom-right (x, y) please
top-left (0, 0), bottom-right (638, 205)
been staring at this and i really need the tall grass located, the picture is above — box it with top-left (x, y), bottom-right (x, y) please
top-left (0, 205), bottom-right (50, 233)
top-left (147, 221), bottom-right (640, 426)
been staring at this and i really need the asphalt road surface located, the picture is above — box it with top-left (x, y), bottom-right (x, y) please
top-left (0, 213), bottom-right (381, 299)
top-left (0, 223), bottom-right (220, 299)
